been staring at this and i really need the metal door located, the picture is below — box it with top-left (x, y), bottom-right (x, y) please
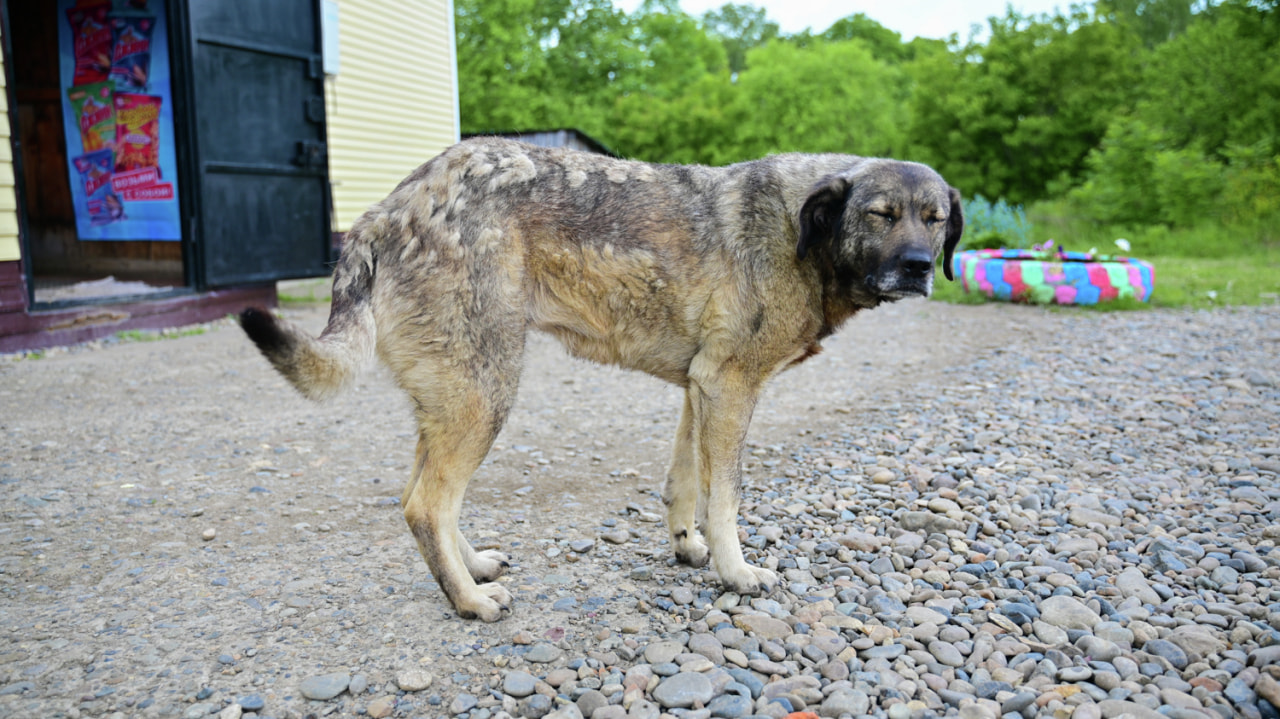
top-left (188, 0), bottom-right (331, 287)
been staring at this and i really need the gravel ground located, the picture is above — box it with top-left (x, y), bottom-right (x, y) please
top-left (1, 299), bottom-right (1279, 719)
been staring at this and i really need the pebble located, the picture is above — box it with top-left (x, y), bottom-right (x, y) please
top-left (299, 672), bottom-right (349, 701)
top-left (526, 643), bottom-right (564, 663)
top-left (366, 696), bottom-right (396, 718)
top-left (9, 304), bottom-right (1280, 719)
top-left (396, 668), bottom-right (433, 692)
top-left (652, 672), bottom-right (714, 708)
top-left (503, 670), bottom-right (538, 697)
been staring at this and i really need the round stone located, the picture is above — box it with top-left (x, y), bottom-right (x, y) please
top-left (396, 668), bottom-right (434, 692)
top-left (299, 672), bottom-right (350, 701)
top-left (503, 670), bottom-right (538, 698)
top-left (651, 672), bottom-right (714, 709)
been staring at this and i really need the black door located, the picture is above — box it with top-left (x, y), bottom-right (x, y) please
top-left (187, 0), bottom-right (331, 287)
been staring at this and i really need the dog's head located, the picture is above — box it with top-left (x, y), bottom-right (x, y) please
top-left (796, 160), bottom-right (964, 303)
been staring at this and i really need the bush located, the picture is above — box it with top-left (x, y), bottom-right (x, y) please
top-left (960, 194), bottom-right (1034, 250)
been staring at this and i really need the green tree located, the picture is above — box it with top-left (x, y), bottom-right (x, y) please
top-left (700, 3), bottom-right (779, 76)
top-left (907, 7), bottom-right (1143, 203)
top-left (732, 40), bottom-right (909, 161)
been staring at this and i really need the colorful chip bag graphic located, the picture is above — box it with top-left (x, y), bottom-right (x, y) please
top-left (114, 93), bottom-right (162, 172)
top-left (73, 149), bottom-right (124, 225)
top-left (66, 82), bottom-right (116, 153)
top-left (109, 15), bottom-right (155, 90)
top-left (66, 2), bottom-right (114, 86)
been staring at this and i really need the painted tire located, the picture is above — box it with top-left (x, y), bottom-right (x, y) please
top-left (953, 249), bottom-right (1155, 305)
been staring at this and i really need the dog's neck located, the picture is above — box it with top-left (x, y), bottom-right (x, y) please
top-left (811, 247), bottom-right (874, 339)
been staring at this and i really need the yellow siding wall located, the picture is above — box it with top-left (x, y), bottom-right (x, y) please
top-left (0, 36), bottom-right (19, 262)
top-left (326, 0), bottom-right (459, 232)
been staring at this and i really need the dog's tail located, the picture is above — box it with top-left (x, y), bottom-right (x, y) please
top-left (239, 223), bottom-right (378, 401)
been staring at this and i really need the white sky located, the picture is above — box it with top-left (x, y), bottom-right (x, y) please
top-left (613, 1), bottom-right (1071, 41)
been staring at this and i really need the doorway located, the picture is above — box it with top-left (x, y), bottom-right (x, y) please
top-left (9, 0), bottom-right (187, 307)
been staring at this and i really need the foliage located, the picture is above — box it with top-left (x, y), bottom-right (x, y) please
top-left (700, 3), bottom-right (779, 75)
top-left (959, 196), bottom-right (1035, 251)
top-left (452, 0), bottom-right (1280, 307)
top-left (907, 6), bottom-right (1143, 204)
top-left (729, 41), bottom-right (909, 161)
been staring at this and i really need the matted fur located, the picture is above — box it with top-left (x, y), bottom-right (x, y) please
top-left (240, 138), bottom-right (963, 621)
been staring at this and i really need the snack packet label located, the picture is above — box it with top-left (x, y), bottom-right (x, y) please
top-left (113, 93), bottom-right (162, 172)
top-left (67, 2), bottom-right (113, 86)
top-left (110, 15), bottom-right (155, 90)
top-left (66, 82), bottom-right (116, 153)
top-left (72, 149), bottom-right (123, 225)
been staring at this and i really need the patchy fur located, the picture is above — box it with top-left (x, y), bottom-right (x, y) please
top-left (239, 138), bottom-right (963, 621)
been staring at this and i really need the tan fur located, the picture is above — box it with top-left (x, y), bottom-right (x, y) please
top-left (240, 138), bottom-right (964, 621)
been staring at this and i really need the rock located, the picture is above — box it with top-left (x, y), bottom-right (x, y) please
top-left (1250, 645), bottom-right (1280, 667)
top-left (1098, 700), bottom-right (1166, 719)
top-left (504, 670), bottom-right (538, 698)
top-left (451, 693), bottom-right (479, 714)
top-left (1069, 508), bottom-right (1121, 528)
top-left (651, 672), bottom-right (714, 709)
top-left (367, 696), bottom-right (396, 718)
top-left (1115, 568), bottom-right (1162, 605)
top-left (1166, 625), bottom-right (1227, 661)
top-left (299, 672), bottom-right (350, 701)
top-left (1255, 673), bottom-right (1280, 707)
top-left (577, 689), bottom-right (609, 718)
top-left (349, 674), bottom-right (368, 696)
top-left (1143, 639), bottom-right (1189, 670)
top-left (238, 695), bottom-right (265, 712)
top-left (732, 614), bottom-right (792, 640)
top-left (706, 693), bottom-right (752, 718)
top-left (601, 530), bottom-right (631, 545)
top-left (928, 641), bottom-right (966, 667)
top-left (395, 668), bottom-right (434, 692)
top-left (218, 705), bottom-right (242, 719)
top-left (570, 539), bottom-right (596, 553)
top-left (819, 688), bottom-right (870, 718)
top-left (1039, 595), bottom-right (1102, 630)
top-left (526, 643), bottom-right (564, 663)
top-left (645, 640), bottom-right (685, 664)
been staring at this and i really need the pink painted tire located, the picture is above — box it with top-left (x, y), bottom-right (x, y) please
top-left (953, 249), bottom-right (1155, 305)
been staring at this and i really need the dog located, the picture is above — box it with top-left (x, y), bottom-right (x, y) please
top-left (240, 137), bottom-right (963, 621)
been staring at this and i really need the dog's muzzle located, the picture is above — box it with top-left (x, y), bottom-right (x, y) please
top-left (868, 247), bottom-right (935, 300)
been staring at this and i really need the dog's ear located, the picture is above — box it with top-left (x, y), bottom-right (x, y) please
top-left (797, 176), bottom-right (850, 261)
top-left (942, 186), bottom-right (965, 281)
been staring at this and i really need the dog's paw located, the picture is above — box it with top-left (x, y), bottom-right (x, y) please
top-left (456, 583), bottom-right (513, 622)
top-left (672, 532), bottom-right (709, 568)
top-left (717, 564), bottom-right (778, 597)
top-left (467, 549), bottom-right (511, 583)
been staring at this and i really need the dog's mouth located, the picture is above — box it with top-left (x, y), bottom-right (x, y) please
top-left (868, 274), bottom-right (933, 302)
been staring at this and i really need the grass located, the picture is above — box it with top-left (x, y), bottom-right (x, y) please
top-left (115, 326), bottom-right (209, 343)
top-left (933, 204), bottom-right (1280, 311)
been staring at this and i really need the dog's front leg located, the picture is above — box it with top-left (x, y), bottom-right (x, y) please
top-left (688, 369), bottom-right (778, 596)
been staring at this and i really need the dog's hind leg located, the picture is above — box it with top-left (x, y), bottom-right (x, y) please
top-left (401, 441), bottom-right (510, 584)
top-left (398, 344), bottom-right (523, 621)
top-left (458, 531), bottom-right (510, 583)
top-left (663, 391), bottom-right (709, 567)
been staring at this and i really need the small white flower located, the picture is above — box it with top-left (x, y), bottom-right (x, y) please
top-left (1114, 238), bottom-right (1131, 252)
top-left (1206, 290), bottom-right (1218, 300)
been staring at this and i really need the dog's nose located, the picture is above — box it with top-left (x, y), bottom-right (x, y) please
top-left (897, 248), bottom-right (934, 279)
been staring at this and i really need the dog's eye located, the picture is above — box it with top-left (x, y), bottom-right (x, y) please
top-left (869, 210), bottom-right (895, 224)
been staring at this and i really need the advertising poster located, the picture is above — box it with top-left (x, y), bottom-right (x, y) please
top-left (57, 0), bottom-right (182, 241)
